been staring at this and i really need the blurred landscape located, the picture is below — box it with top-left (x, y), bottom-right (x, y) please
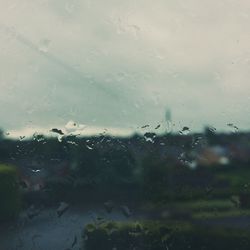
top-left (1, 0), bottom-right (250, 248)
top-left (1, 126), bottom-right (250, 249)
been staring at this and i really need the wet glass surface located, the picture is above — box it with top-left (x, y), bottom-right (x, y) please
top-left (1, 1), bottom-right (250, 249)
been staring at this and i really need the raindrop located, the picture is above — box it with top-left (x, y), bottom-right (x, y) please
top-left (192, 136), bottom-right (203, 148)
top-left (227, 123), bottom-right (239, 133)
top-left (50, 128), bottom-right (64, 135)
top-left (155, 124), bottom-right (161, 129)
top-left (38, 39), bottom-right (51, 53)
top-left (31, 169), bottom-right (41, 173)
top-left (207, 126), bottom-right (216, 133)
top-left (67, 140), bottom-right (78, 146)
top-left (65, 2), bottom-right (75, 13)
top-left (128, 24), bottom-right (141, 39)
top-left (71, 236), bottom-right (77, 248)
top-left (32, 234), bottom-right (42, 242)
top-left (179, 126), bottom-right (190, 135)
top-left (205, 186), bottom-right (213, 196)
top-left (178, 152), bottom-right (195, 168)
top-left (27, 205), bottom-right (41, 220)
top-left (57, 202), bottom-right (69, 217)
top-left (104, 200), bottom-right (115, 213)
top-left (230, 195), bottom-right (240, 208)
top-left (120, 205), bottom-right (132, 217)
top-left (187, 161), bottom-right (197, 170)
top-left (15, 237), bottom-right (24, 249)
top-left (86, 145), bottom-right (93, 150)
top-left (141, 124), bottom-right (150, 129)
top-left (65, 120), bottom-right (86, 134)
top-left (19, 135), bottom-right (25, 140)
top-left (65, 120), bottom-right (77, 130)
top-left (144, 132), bottom-right (156, 143)
top-left (89, 211), bottom-right (106, 225)
top-left (145, 137), bottom-right (154, 143)
top-left (33, 134), bottom-right (45, 142)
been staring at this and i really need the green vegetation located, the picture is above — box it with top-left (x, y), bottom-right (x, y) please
top-left (142, 199), bottom-right (235, 213)
top-left (83, 221), bottom-right (250, 250)
top-left (214, 167), bottom-right (250, 190)
top-left (139, 198), bottom-right (250, 221)
top-left (0, 133), bottom-right (249, 229)
top-left (0, 164), bottom-right (21, 221)
top-left (193, 208), bottom-right (250, 219)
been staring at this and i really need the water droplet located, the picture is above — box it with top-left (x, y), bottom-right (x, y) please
top-left (120, 205), bottom-right (132, 217)
top-left (104, 200), bottom-right (115, 213)
top-left (141, 124), bottom-right (150, 129)
top-left (57, 202), bottom-right (69, 217)
top-left (57, 135), bottom-right (63, 142)
top-left (155, 124), bottom-right (161, 129)
top-left (128, 24), bottom-right (140, 39)
top-left (230, 195), bottom-right (240, 208)
top-left (67, 140), bottom-right (78, 146)
top-left (27, 205), bottom-right (41, 220)
top-left (86, 145), bottom-right (93, 150)
top-left (50, 128), bottom-right (64, 135)
top-left (38, 39), bottom-right (51, 53)
top-left (179, 126), bottom-right (190, 135)
top-left (65, 2), bottom-right (75, 13)
top-left (31, 169), bottom-right (41, 173)
top-left (71, 236), bottom-right (77, 248)
top-left (205, 186), bottom-right (213, 195)
top-left (227, 123), bottom-right (239, 133)
top-left (33, 134), bottom-right (45, 142)
top-left (65, 120), bottom-right (86, 134)
top-left (207, 126), bottom-right (216, 133)
top-left (144, 132), bottom-right (156, 143)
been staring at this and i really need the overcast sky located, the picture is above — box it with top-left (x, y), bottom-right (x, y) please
top-left (0, 0), bottom-right (250, 136)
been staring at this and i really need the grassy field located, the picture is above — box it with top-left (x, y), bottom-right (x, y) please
top-left (140, 198), bottom-right (250, 220)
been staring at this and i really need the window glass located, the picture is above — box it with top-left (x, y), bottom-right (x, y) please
top-left (1, 1), bottom-right (250, 249)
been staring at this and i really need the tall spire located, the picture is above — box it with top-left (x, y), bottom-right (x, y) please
top-left (165, 109), bottom-right (172, 133)
top-left (165, 109), bottom-right (172, 123)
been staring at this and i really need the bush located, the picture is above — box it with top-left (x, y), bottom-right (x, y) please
top-left (0, 164), bottom-right (21, 221)
top-left (83, 221), bottom-right (250, 250)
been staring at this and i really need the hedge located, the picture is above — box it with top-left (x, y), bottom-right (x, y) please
top-left (0, 164), bottom-right (21, 221)
top-left (83, 221), bottom-right (250, 250)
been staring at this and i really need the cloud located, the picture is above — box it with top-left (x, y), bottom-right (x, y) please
top-left (0, 0), bottom-right (250, 132)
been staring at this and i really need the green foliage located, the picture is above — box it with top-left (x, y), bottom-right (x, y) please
top-left (83, 221), bottom-right (250, 250)
top-left (142, 156), bottom-right (170, 198)
top-left (0, 164), bottom-right (21, 221)
top-left (84, 221), bottom-right (175, 250)
top-left (97, 148), bottom-right (136, 189)
top-left (141, 156), bottom-right (218, 201)
top-left (0, 129), bottom-right (3, 140)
